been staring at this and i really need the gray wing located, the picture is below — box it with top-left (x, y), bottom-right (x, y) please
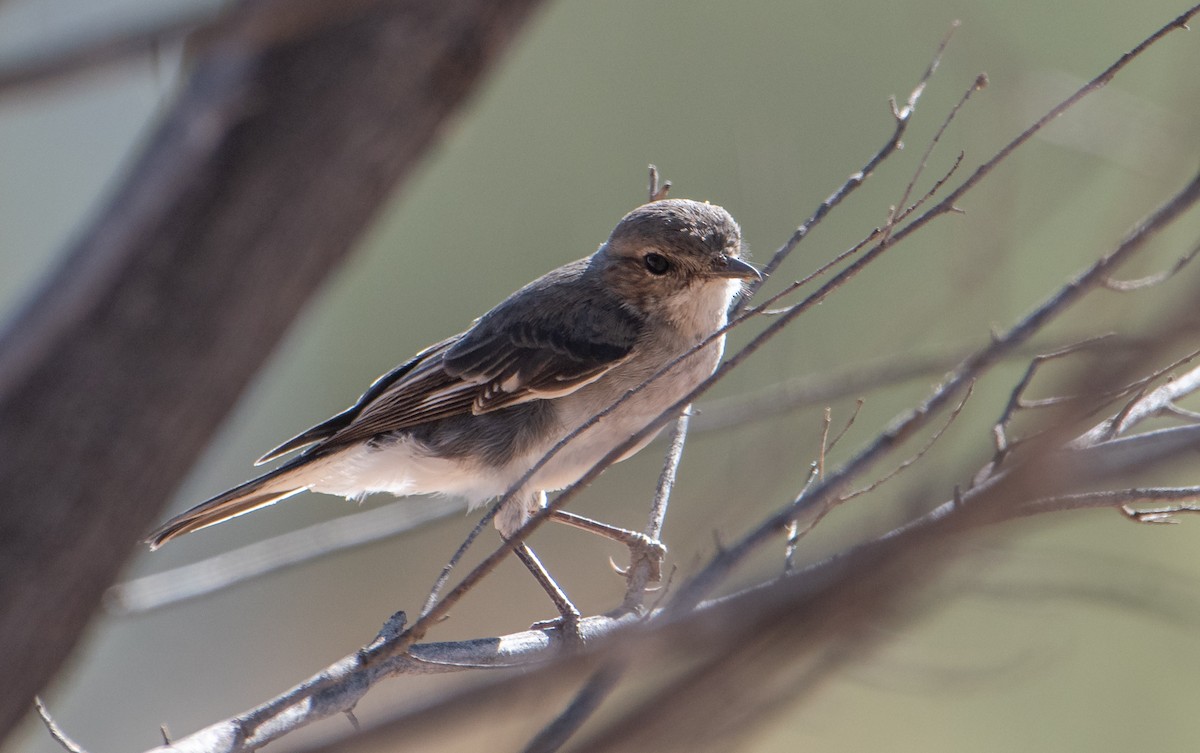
top-left (441, 261), bottom-right (645, 412)
top-left (254, 336), bottom-right (460, 462)
top-left (258, 260), bottom-right (645, 459)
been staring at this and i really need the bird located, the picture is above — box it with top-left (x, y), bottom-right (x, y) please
top-left (147, 198), bottom-right (758, 613)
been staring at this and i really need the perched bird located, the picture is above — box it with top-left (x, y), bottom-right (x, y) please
top-left (147, 199), bottom-right (758, 566)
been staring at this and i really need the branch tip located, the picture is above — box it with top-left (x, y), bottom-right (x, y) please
top-left (35, 698), bottom-right (88, 753)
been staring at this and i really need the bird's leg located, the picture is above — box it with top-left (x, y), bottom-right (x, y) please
top-left (549, 510), bottom-right (666, 582)
top-left (511, 540), bottom-right (582, 639)
top-left (499, 491), bottom-right (582, 635)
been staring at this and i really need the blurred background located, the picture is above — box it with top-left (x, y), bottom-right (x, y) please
top-left (4, 0), bottom-right (1200, 750)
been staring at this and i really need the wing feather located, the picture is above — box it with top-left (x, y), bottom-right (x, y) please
top-left (258, 259), bottom-right (646, 460)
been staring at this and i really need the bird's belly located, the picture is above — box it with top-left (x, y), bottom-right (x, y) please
top-left (526, 335), bottom-right (724, 492)
top-left (309, 437), bottom-right (509, 506)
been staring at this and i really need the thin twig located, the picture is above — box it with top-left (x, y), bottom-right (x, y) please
top-left (997, 345), bottom-right (1200, 433)
top-left (1010, 488), bottom-right (1200, 520)
top-left (751, 228), bottom-right (883, 316)
top-left (842, 381), bottom-right (974, 503)
top-left (788, 384), bottom-right (974, 553)
top-left (884, 68), bottom-right (985, 240)
top-left (625, 411), bottom-right (690, 610)
top-left (784, 464), bottom-right (820, 573)
top-left (826, 398), bottom-right (864, 454)
top-left (647, 413), bottom-right (689, 540)
top-left (1076, 356), bottom-right (1200, 445)
top-left (419, 503), bottom-right (494, 618)
top-left (894, 151), bottom-right (966, 223)
top-left (992, 335), bottom-right (1116, 456)
top-left (1008, 491), bottom-right (1200, 520)
top-left (690, 343), bottom-right (1046, 435)
top-left (35, 698), bottom-right (88, 753)
top-left (1121, 502), bottom-right (1200, 524)
top-left (647, 164), bottom-right (672, 202)
top-left (817, 408), bottom-right (832, 480)
top-left (1102, 236), bottom-right (1200, 291)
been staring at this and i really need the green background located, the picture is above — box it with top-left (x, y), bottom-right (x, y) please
top-left (4, 0), bottom-right (1200, 750)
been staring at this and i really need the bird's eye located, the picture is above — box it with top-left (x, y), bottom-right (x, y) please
top-left (643, 252), bottom-right (670, 275)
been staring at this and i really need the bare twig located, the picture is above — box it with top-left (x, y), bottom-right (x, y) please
top-left (140, 612), bottom-right (638, 753)
top-left (888, 335), bottom-right (1200, 549)
top-left (624, 410), bottom-right (690, 610)
top-left (842, 381), bottom-right (974, 503)
top-left (992, 335), bottom-right (1116, 456)
top-left (1009, 488), bottom-right (1200, 520)
top-left (1075, 359), bottom-right (1200, 445)
top-left (648, 164), bottom-right (672, 202)
top-left (752, 228), bottom-right (883, 316)
top-left (893, 151), bottom-right (966, 223)
top-left (993, 345), bottom-right (1200, 436)
top-left (827, 399), bottom-right (864, 454)
top-left (34, 698), bottom-right (88, 753)
top-left (1102, 237), bottom-right (1200, 291)
top-left (884, 67), bottom-right (985, 240)
top-left (1121, 501), bottom-right (1200, 523)
top-left (787, 383), bottom-right (974, 555)
top-left (1104, 346), bottom-right (1200, 425)
top-left (784, 464), bottom-right (820, 573)
top-left (900, 4), bottom-right (1200, 241)
top-left (817, 408), bottom-right (832, 479)
top-left (690, 343), bottom-right (1044, 435)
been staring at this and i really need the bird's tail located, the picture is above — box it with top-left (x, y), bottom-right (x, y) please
top-left (146, 455), bottom-right (324, 550)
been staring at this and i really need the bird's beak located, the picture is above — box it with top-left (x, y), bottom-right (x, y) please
top-left (712, 255), bottom-right (763, 281)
